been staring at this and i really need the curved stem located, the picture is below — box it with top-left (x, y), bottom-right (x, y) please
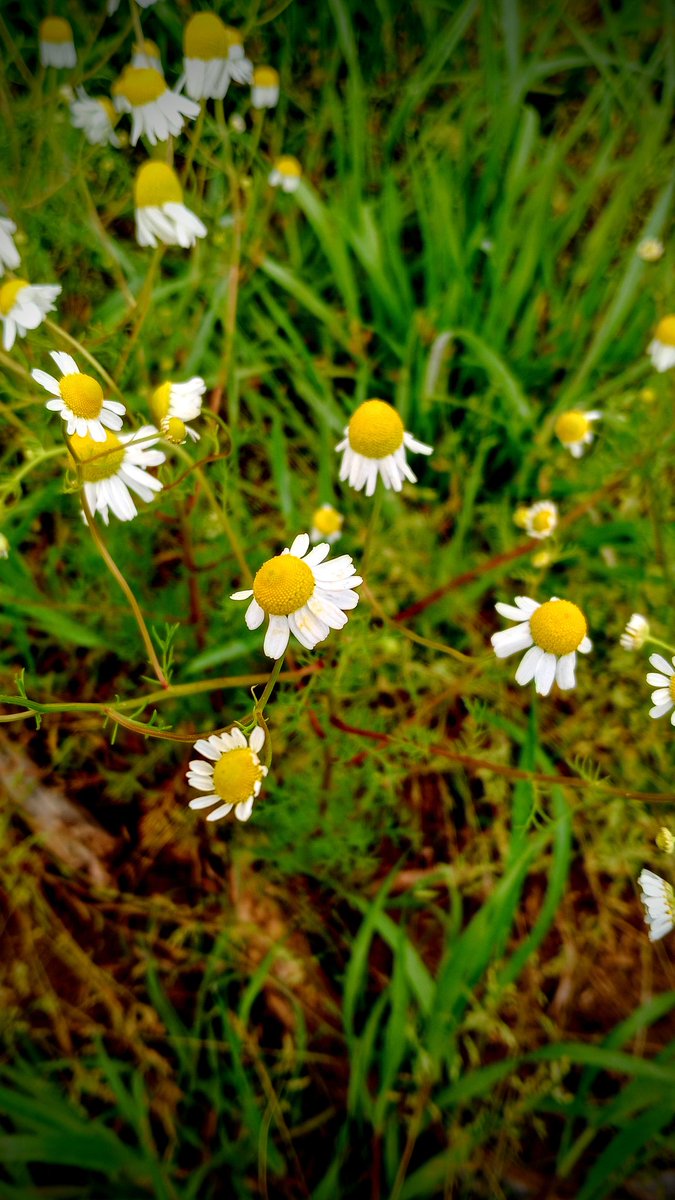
top-left (254, 654), bottom-right (285, 719)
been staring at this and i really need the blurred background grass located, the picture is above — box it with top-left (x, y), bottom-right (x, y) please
top-left (1, 0), bottom-right (675, 1196)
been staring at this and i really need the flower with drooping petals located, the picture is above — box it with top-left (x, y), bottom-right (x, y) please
top-left (310, 504), bottom-right (343, 545)
top-left (646, 653), bottom-right (675, 723)
top-left (223, 26), bottom-right (252, 84)
top-left (150, 376), bottom-right (205, 443)
top-left (0, 280), bottom-right (60, 351)
top-left (620, 613), bottom-right (649, 651)
top-left (70, 88), bottom-right (120, 146)
top-left (69, 425), bottom-right (165, 524)
top-left (33, 351), bottom-right (126, 442)
top-left (39, 16), bottom-right (76, 68)
top-left (131, 39), bottom-right (163, 72)
top-left (187, 726), bottom-right (267, 822)
top-left (491, 595), bottom-right (592, 696)
top-left (134, 162), bottom-right (206, 249)
top-left (647, 316), bottom-right (675, 373)
top-left (336, 399), bottom-right (433, 497)
top-left (251, 66), bottom-right (279, 109)
top-left (638, 870), bottom-right (674, 941)
top-left (269, 156), bottom-right (302, 193)
top-left (183, 12), bottom-right (231, 100)
top-left (554, 410), bottom-right (601, 458)
top-left (113, 67), bottom-right (200, 146)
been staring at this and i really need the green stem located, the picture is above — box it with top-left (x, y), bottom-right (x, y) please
top-left (115, 245), bottom-right (164, 382)
top-left (361, 489), bottom-right (382, 579)
top-left (646, 637), bottom-right (675, 657)
top-left (255, 654), bottom-right (285, 718)
top-left (181, 100), bottom-right (206, 184)
top-left (170, 442), bottom-right (252, 585)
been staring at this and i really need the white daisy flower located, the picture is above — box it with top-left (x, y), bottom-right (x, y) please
top-left (69, 425), bottom-right (165, 525)
top-left (131, 39), bottom-right (163, 73)
top-left (39, 16), bottom-right (76, 68)
top-left (620, 613), bottom-right (649, 651)
top-left (268, 156), bottom-right (302, 193)
top-left (70, 88), bottom-right (120, 147)
top-left (112, 67), bottom-right (200, 147)
top-left (491, 595), bottom-right (592, 696)
top-left (150, 376), bottom-right (205, 443)
top-left (251, 66), bottom-right (280, 109)
top-left (187, 726), bottom-right (267, 823)
top-left (231, 533), bottom-right (362, 659)
top-left (0, 218), bottom-right (20, 274)
top-left (183, 12), bottom-right (231, 100)
top-left (554, 410), bottom-right (601, 458)
top-left (336, 399), bottom-right (433, 497)
top-left (647, 316), bottom-right (675, 373)
top-left (638, 870), bottom-right (675, 941)
top-left (637, 238), bottom-right (664, 263)
top-left (522, 500), bottom-right (558, 540)
top-left (646, 653), bottom-right (675, 722)
top-left (310, 503), bottom-right (343, 545)
top-left (134, 162), bottom-right (206, 249)
top-left (223, 26), bottom-right (253, 84)
top-left (0, 279), bottom-right (60, 351)
top-left (33, 351), bottom-right (126, 443)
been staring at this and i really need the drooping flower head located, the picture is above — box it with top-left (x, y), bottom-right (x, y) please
top-left (491, 595), bottom-right (592, 696)
top-left (231, 533), bottom-right (362, 659)
top-left (68, 425), bottom-right (165, 524)
top-left (638, 870), bottom-right (675, 941)
top-left (647, 316), bottom-right (675, 373)
top-left (269, 156), bottom-right (302, 193)
top-left (183, 12), bottom-right (231, 100)
top-left (187, 726), bottom-right (267, 823)
top-left (0, 218), bottom-right (20, 274)
top-left (39, 17), bottom-right (76, 68)
top-left (150, 376), bottom-right (205, 443)
top-left (637, 238), bottom-right (664, 263)
top-left (336, 399), bottom-right (433, 497)
top-left (133, 162), bottom-right (207, 249)
top-left (521, 500), bottom-right (558, 540)
top-left (131, 39), bottom-right (163, 72)
top-left (554, 410), bottom-right (601, 458)
top-left (620, 613), bottom-right (649, 651)
top-left (251, 66), bottom-right (279, 109)
top-left (646, 653), bottom-right (675, 723)
top-left (0, 280), bottom-right (60, 351)
top-left (310, 504), bottom-right (343, 545)
top-left (33, 351), bottom-right (126, 442)
top-left (113, 67), bottom-right (200, 146)
top-left (70, 88), bottom-right (120, 146)
top-left (223, 26), bottom-right (252, 84)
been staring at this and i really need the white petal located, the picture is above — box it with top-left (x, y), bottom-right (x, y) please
top-left (491, 623), bottom-right (534, 659)
top-left (245, 598), bottom-right (265, 630)
top-left (514, 645), bottom-right (544, 685)
top-left (289, 533), bottom-right (310, 558)
top-left (50, 350), bottom-right (78, 375)
top-left (307, 592), bottom-right (349, 629)
top-left (578, 637), bottom-right (592, 655)
top-left (193, 738), bottom-right (221, 761)
top-left (45, 397), bottom-right (65, 411)
top-left (187, 760), bottom-right (214, 775)
top-left (555, 652), bottom-right (577, 690)
top-left (649, 702), bottom-right (673, 719)
top-left (229, 728), bottom-right (247, 748)
top-left (534, 652), bottom-right (557, 696)
top-left (206, 802), bottom-right (234, 821)
top-left (649, 687), bottom-right (671, 703)
top-left (646, 674), bottom-right (670, 688)
top-left (32, 369), bottom-right (61, 396)
top-left (302, 543), bottom-right (331, 567)
top-left (189, 794), bottom-right (222, 809)
top-left (495, 603), bottom-right (531, 622)
top-left (231, 590), bottom-right (253, 601)
top-left (264, 615), bottom-right (290, 659)
top-left (514, 596), bottom-right (539, 614)
top-left (249, 727), bottom-right (265, 753)
top-left (649, 654), bottom-right (674, 676)
top-left (235, 797), bottom-right (254, 822)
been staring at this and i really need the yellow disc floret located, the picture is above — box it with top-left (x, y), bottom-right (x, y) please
top-left (184, 12), bottom-right (228, 59)
top-left (529, 599), bottom-right (587, 656)
top-left (554, 411), bottom-right (590, 446)
top-left (161, 416), bottom-right (187, 444)
top-left (150, 381), bottom-right (172, 424)
top-left (348, 399), bottom-right (404, 459)
top-left (654, 315), bottom-right (675, 347)
top-left (532, 510), bottom-right (554, 533)
top-left (60, 373), bottom-right (104, 419)
top-left (275, 155), bottom-right (302, 178)
top-left (0, 279), bottom-right (28, 315)
top-left (114, 67), bottom-right (166, 107)
top-left (68, 430), bottom-right (125, 482)
top-left (135, 162), bottom-right (183, 209)
top-left (312, 505), bottom-right (343, 536)
top-left (40, 16), bottom-right (72, 43)
top-left (253, 66), bottom-right (279, 87)
top-left (253, 554), bottom-right (315, 616)
top-left (212, 747), bottom-right (263, 804)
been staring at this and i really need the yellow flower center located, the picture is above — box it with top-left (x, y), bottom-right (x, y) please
top-left (161, 416), bottom-right (187, 444)
top-left (212, 747), bottom-right (263, 805)
top-left (554, 411), bottom-right (590, 445)
top-left (348, 399), bottom-right (404, 458)
top-left (114, 67), bottom-right (166, 107)
top-left (312, 506), bottom-right (343, 536)
top-left (654, 315), bottom-right (675, 347)
top-left (275, 155), bottom-right (302, 178)
top-left (532, 510), bottom-right (553, 533)
top-left (253, 554), bottom-right (314, 616)
top-left (223, 26), bottom-right (244, 48)
top-left (149, 381), bottom-right (172, 423)
top-left (68, 430), bottom-right (125, 482)
top-left (60, 373), bottom-right (104, 419)
top-left (670, 677), bottom-right (675, 703)
top-left (184, 12), bottom-right (228, 59)
top-left (529, 600), bottom-right (587, 656)
top-left (0, 279), bottom-right (28, 315)
top-left (253, 66), bottom-right (279, 87)
top-left (134, 162), bottom-right (183, 209)
top-left (40, 16), bottom-right (72, 43)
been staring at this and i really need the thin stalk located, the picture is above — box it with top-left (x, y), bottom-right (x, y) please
top-left (171, 442), bottom-right (252, 584)
top-left (181, 100), bottom-right (206, 184)
top-left (254, 655), bottom-right (285, 718)
top-left (116, 245), bottom-right (164, 381)
top-left (361, 489), bottom-right (382, 579)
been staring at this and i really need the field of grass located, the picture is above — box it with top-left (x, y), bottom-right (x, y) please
top-left (1, 0), bottom-right (674, 1196)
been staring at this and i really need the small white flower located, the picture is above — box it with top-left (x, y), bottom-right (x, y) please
top-left (268, 155), bottom-right (302, 193)
top-left (638, 870), bottom-right (675, 941)
top-left (554, 410), bottom-right (601, 458)
top-left (134, 162), bottom-right (206, 249)
top-left (620, 613), bottom-right (649, 651)
top-left (150, 376), bottom-right (205, 443)
top-left (33, 351), bottom-right (126, 442)
top-left (131, 39), bottom-right (163, 72)
top-left (187, 725), bottom-right (267, 822)
top-left (522, 500), bottom-right (558, 540)
top-left (336, 399), bottom-right (433, 497)
top-left (251, 66), bottom-right (279, 109)
top-left (647, 316), bottom-right (675, 373)
top-left (637, 238), bottom-right (664, 263)
top-left (491, 595), bottom-right (592, 696)
top-left (39, 16), bottom-right (76, 68)
top-left (113, 67), bottom-right (200, 147)
top-left (231, 533), bottom-right (362, 659)
top-left (0, 279), bottom-right (60, 351)
top-left (310, 504), bottom-right (343, 545)
top-left (183, 12), bottom-right (231, 100)
top-left (646, 653), bottom-right (675, 722)
top-left (0, 218), bottom-right (20, 274)
top-left (223, 26), bottom-right (252, 84)
top-left (69, 425), bottom-right (165, 524)
top-left (70, 88), bottom-right (120, 147)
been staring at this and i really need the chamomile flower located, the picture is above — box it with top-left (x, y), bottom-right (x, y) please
top-left (150, 376), bottom-right (205, 443)
top-left (336, 399), bottom-right (433, 497)
top-left (113, 67), bottom-right (200, 146)
top-left (554, 410), bottom-right (601, 458)
top-left (134, 162), bottom-right (206, 249)
top-left (39, 17), bottom-right (76, 68)
top-left (70, 88), bottom-right (120, 146)
top-left (522, 500), bottom-right (558, 540)
top-left (223, 26), bottom-right (253, 84)
top-left (0, 218), bottom-right (20, 274)
top-left (647, 316), bottom-right (675, 373)
top-left (638, 870), bottom-right (675, 941)
top-left (646, 653), bottom-right (675, 722)
top-left (183, 12), bottom-right (232, 100)
top-left (0, 280), bottom-right (60, 351)
top-left (33, 352), bottom-right (126, 442)
top-left (269, 156), bottom-right (302, 193)
top-left (231, 533), bottom-right (362, 659)
top-left (491, 595), bottom-right (592, 696)
top-left (69, 425), bottom-right (165, 524)
top-left (187, 726), bottom-right (267, 822)
top-left (637, 238), bottom-right (664, 263)
top-left (620, 613), bottom-right (649, 651)
top-left (251, 66), bottom-right (279, 109)
top-left (310, 504), bottom-right (343, 545)
top-left (131, 39), bottom-right (163, 73)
